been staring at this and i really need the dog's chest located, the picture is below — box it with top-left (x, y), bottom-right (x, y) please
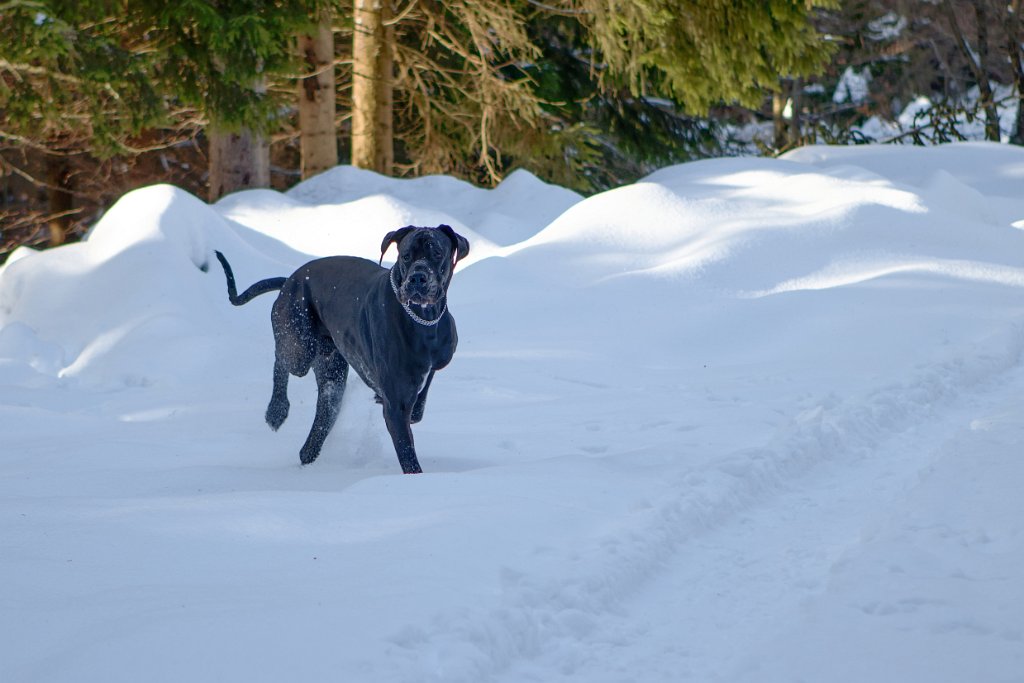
top-left (345, 338), bottom-right (434, 399)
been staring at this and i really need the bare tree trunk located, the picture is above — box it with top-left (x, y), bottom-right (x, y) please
top-left (45, 155), bottom-right (71, 246)
top-left (772, 82), bottom-right (787, 151)
top-left (1007, 0), bottom-right (1024, 144)
top-left (771, 79), bottom-right (801, 151)
top-left (945, 0), bottom-right (1000, 141)
top-left (208, 125), bottom-right (270, 201)
top-left (298, 11), bottom-right (338, 180)
top-left (789, 77), bottom-right (802, 147)
top-left (973, 1), bottom-right (1001, 141)
top-left (352, 0), bottom-right (393, 173)
top-left (375, 13), bottom-right (395, 174)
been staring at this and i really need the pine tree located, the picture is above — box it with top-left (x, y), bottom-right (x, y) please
top-left (1, 1), bottom-right (168, 243)
top-left (525, 11), bottom-right (724, 191)
top-left (1, 1), bottom-right (331, 210)
top-left (574, 0), bottom-right (836, 114)
top-left (145, 0), bottom-right (328, 199)
top-left (363, 0), bottom-right (835, 188)
top-left (347, 0), bottom-right (587, 185)
top-left (0, 1), bottom-right (167, 154)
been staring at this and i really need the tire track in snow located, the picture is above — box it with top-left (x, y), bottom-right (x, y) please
top-left (375, 324), bottom-right (1024, 683)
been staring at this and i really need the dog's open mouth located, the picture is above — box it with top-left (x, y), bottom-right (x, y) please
top-left (401, 289), bottom-right (441, 307)
top-left (399, 279), bottom-right (441, 307)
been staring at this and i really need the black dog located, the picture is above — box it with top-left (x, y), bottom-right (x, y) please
top-left (215, 225), bottom-right (469, 474)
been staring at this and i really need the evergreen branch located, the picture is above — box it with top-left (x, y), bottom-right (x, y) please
top-left (0, 156), bottom-right (94, 200)
top-left (384, 0), bottom-right (420, 27)
top-left (0, 0), bottom-right (46, 11)
top-left (0, 130), bottom-right (82, 155)
top-left (525, 0), bottom-right (588, 17)
top-left (1, 207), bottom-right (85, 262)
top-left (276, 56), bottom-right (352, 80)
top-left (0, 60), bottom-right (86, 85)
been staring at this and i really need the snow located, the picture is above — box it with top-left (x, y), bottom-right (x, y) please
top-left (833, 66), bottom-right (872, 105)
top-left (893, 84), bottom-right (1021, 144)
top-left (866, 12), bottom-right (907, 42)
top-left (2, 143), bottom-right (1024, 682)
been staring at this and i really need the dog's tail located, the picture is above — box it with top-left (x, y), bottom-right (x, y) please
top-left (214, 251), bottom-right (287, 306)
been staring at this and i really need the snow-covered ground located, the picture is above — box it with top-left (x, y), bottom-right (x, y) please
top-left (2, 142), bottom-right (1023, 682)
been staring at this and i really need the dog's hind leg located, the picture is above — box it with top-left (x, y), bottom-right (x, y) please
top-left (265, 359), bottom-right (291, 431)
top-left (267, 295), bottom-right (317, 432)
top-left (299, 349), bottom-right (349, 465)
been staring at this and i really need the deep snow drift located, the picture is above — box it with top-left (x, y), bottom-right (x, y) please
top-left (1, 143), bottom-right (1022, 682)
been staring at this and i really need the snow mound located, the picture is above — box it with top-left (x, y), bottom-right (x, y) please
top-left (0, 185), bottom-right (247, 388)
top-left (783, 141), bottom-right (1024, 198)
top-left (277, 164), bottom-right (582, 253)
top-left (506, 148), bottom-right (1023, 298)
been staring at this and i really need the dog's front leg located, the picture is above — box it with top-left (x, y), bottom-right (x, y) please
top-left (382, 400), bottom-right (422, 474)
top-left (410, 370), bottom-right (434, 424)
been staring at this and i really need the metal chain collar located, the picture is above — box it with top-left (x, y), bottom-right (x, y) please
top-left (390, 266), bottom-right (447, 327)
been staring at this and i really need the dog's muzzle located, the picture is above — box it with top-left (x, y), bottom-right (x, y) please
top-left (398, 262), bottom-right (443, 306)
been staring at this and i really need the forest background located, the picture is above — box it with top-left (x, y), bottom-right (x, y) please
top-left (2, 0), bottom-right (1022, 258)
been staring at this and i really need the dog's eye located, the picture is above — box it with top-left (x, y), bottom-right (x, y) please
top-left (403, 253), bottom-right (412, 263)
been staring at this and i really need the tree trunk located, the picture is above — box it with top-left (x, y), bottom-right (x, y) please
top-left (352, 0), bottom-right (393, 173)
top-left (207, 125), bottom-right (270, 201)
top-left (789, 77), bottom-right (802, 147)
top-left (772, 83), bottom-right (787, 151)
top-left (45, 155), bottom-right (72, 246)
top-left (1007, 0), bottom-right (1024, 144)
top-left (945, 0), bottom-right (1000, 141)
top-left (375, 15), bottom-right (395, 174)
top-left (298, 11), bottom-right (338, 180)
top-left (973, 1), bottom-right (1001, 141)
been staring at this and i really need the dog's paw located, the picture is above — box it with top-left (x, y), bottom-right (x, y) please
top-left (299, 449), bottom-right (319, 465)
top-left (265, 400), bottom-right (289, 431)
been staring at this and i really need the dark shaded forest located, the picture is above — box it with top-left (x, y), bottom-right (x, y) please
top-left (2, 0), bottom-right (1021, 260)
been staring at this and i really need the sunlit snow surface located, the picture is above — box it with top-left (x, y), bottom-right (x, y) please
top-left (2, 143), bottom-right (1023, 682)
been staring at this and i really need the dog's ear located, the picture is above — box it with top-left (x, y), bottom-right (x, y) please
top-left (379, 226), bottom-right (417, 265)
top-left (437, 224), bottom-right (470, 264)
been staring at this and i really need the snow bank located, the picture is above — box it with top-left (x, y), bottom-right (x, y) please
top-left (224, 165), bottom-right (583, 259)
top-left (0, 185), bottom-right (245, 389)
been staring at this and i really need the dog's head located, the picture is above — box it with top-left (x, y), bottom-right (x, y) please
top-left (380, 224), bottom-right (470, 306)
